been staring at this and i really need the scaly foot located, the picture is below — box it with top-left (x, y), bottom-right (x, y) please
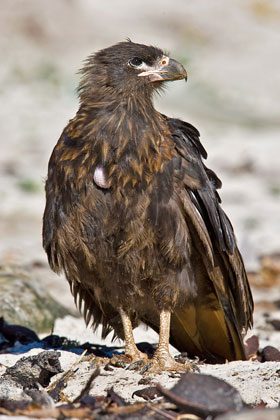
top-left (141, 350), bottom-right (194, 373)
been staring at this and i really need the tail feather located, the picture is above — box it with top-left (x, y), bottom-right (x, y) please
top-left (170, 301), bottom-right (246, 363)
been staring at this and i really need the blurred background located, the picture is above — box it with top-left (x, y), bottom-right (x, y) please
top-left (0, 0), bottom-right (280, 307)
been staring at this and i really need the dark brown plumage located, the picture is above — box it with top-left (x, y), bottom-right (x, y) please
top-left (43, 41), bottom-right (253, 368)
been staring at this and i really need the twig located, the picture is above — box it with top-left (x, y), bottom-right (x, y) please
top-left (72, 367), bottom-right (100, 403)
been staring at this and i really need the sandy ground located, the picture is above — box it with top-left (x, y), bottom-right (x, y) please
top-left (0, 314), bottom-right (279, 409)
top-left (51, 316), bottom-right (280, 407)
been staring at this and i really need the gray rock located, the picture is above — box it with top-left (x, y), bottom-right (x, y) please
top-left (158, 372), bottom-right (244, 418)
top-left (3, 350), bottom-right (62, 388)
top-left (0, 377), bottom-right (32, 403)
top-left (0, 267), bottom-right (72, 333)
top-left (0, 351), bottom-right (62, 404)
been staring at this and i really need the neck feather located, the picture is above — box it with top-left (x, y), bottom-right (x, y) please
top-left (66, 88), bottom-right (175, 189)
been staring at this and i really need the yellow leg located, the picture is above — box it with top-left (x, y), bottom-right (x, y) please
top-left (119, 308), bottom-right (147, 362)
top-left (153, 309), bottom-right (193, 371)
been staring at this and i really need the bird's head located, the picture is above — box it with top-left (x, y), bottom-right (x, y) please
top-left (79, 41), bottom-right (187, 101)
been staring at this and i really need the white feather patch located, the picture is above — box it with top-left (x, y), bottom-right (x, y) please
top-left (93, 166), bottom-right (110, 189)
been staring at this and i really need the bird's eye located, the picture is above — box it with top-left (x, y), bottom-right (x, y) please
top-left (129, 57), bottom-right (144, 68)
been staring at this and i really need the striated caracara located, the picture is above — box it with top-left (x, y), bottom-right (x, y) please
top-left (43, 41), bottom-right (253, 370)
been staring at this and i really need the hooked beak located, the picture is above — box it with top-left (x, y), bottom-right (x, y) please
top-left (138, 57), bottom-right (187, 82)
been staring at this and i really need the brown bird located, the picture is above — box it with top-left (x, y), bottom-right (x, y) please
top-left (43, 41), bottom-right (253, 370)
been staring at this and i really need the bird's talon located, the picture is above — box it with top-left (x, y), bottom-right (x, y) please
top-left (148, 353), bottom-right (194, 373)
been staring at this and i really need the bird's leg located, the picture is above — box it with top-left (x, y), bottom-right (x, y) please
top-left (152, 309), bottom-right (176, 368)
top-left (119, 308), bottom-right (147, 363)
top-left (152, 309), bottom-right (192, 371)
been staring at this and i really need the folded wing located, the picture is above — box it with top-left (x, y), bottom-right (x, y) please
top-left (157, 116), bottom-right (253, 362)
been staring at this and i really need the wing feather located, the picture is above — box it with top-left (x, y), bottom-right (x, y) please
top-left (165, 116), bottom-right (253, 358)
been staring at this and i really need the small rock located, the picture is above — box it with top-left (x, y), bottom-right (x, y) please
top-left (158, 372), bottom-right (244, 418)
top-left (244, 335), bottom-right (259, 359)
top-left (3, 350), bottom-right (62, 388)
top-left (132, 386), bottom-right (161, 401)
top-left (268, 319), bottom-right (280, 331)
top-left (138, 377), bottom-right (152, 385)
top-left (261, 346), bottom-right (280, 362)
